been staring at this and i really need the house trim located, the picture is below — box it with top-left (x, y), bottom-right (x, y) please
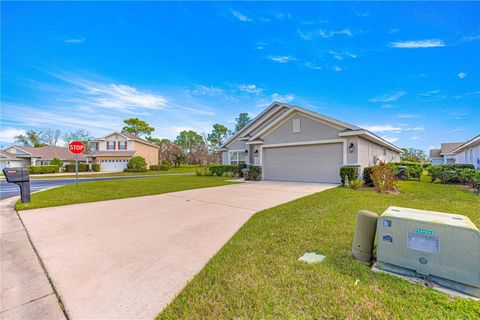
top-left (338, 130), bottom-right (403, 153)
top-left (451, 134), bottom-right (480, 154)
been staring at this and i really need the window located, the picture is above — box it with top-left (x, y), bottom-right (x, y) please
top-left (107, 141), bottom-right (115, 150)
top-left (119, 141), bottom-right (127, 150)
top-left (230, 151), bottom-right (246, 165)
top-left (292, 118), bottom-right (301, 133)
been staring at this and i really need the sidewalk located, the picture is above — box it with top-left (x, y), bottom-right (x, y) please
top-left (0, 197), bottom-right (66, 320)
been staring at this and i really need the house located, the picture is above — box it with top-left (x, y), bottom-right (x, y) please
top-left (451, 134), bottom-right (480, 169)
top-left (219, 102), bottom-right (402, 183)
top-left (88, 132), bottom-right (159, 171)
top-left (0, 150), bottom-right (24, 170)
top-left (429, 142), bottom-right (465, 165)
top-left (1, 145), bottom-right (85, 168)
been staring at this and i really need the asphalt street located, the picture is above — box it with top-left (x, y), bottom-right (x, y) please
top-left (0, 174), bottom-right (193, 199)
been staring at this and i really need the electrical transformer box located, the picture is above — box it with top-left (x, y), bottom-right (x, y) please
top-left (376, 206), bottom-right (480, 297)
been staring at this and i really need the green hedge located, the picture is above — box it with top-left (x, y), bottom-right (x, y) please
top-left (64, 164), bottom-right (89, 172)
top-left (27, 165), bottom-right (59, 174)
top-left (92, 164), bottom-right (100, 172)
top-left (390, 162), bottom-right (423, 180)
top-left (208, 165), bottom-right (240, 177)
top-left (363, 167), bottom-right (373, 187)
top-left (247, 165), bottom-right (262, 181)
top-left (339, 166), bottom-right (358, 186)
top-left (427, 164), bottom-right (476, 184)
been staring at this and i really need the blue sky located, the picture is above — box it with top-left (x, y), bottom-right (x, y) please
top-left (1, 2), bottom-right (479, 151)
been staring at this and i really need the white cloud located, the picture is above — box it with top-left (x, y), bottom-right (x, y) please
top-left (191, 85), bottom-right (224, 96)
top-left (383, 136), bottom-right (399, 143)
top-left (369, 91), bottom-right (405, 103)
top-left (381, 104), bottom-right (397, 109)
top-left (271, 93), bottom-right (294, 103)
top-left (388, 28), bottom-right (400, 34)
top-left (361, 124), bottom-right (424, 133)
top-left (268, 56), bottom-right (297, 63)
top-left (462, 35), bottom-right (480, 42)
top-left (255, 42), bottom-right (267, 50)
top-left (397, 113), bottom-right (420, 119)
top-left (231, 10), bottom-right (252, 22)
top-left (0, 128), bottom-right (26, 143)
top-left (458, 72), bottom-right (467, 79)
top-left (64, 38), bottom-right (85, 43)
top-left (305, 62), bottom-right (322, 70)
top-left (419, 89), bottom-right (440, 97)
top-left (318, 28), bottom-right (353, 38)
top-left (238, 84), bottom-right (262, 94)
top-left (389, 39), bottom-right (446, 48)
top-left (333, 66), bottom-right (343, 72)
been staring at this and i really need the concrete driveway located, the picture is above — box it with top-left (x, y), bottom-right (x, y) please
top-left (18, 181), bottom-right (336, 319)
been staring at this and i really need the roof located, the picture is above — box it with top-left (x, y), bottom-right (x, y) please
top-left (87, 151), bottom-right (136, 157)
top-left (7, 146), bottom-right (86, 161)
top-left (450, 134), bottom-right (480, 154)
top-left (222, 102), bottom-right (402, 153)
top-left (91, 131), bottom-right (159, 148)
top-left (429, 149), bottom-right (441, 158)
top-left (0, 150), bottom-right (18, 160)
top-left (440, 142), bottom-right (465, 155)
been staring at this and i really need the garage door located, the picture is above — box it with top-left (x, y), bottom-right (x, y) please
top-left (263, 143), bottom-right (343, 183)
top-left (100, 159), bottom-right (128, 172)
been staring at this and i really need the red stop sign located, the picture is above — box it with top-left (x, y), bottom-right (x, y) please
top-left (68, 141), bottom-right (85, 154)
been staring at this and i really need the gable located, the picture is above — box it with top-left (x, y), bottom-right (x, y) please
top-left (261, 112), bottom-right (343, 144)
top-left (105, 133), bottom-right (127, 141)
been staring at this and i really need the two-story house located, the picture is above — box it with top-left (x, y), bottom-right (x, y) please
top-left (88, 132), bottom-right (159, 171)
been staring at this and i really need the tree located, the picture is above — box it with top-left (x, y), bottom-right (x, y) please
top-left (122, 118), bottom-right (154, 136)
top-left (166, 143), bottom-right (185, 167)
top-left (400, 148), bottom-right (427, 163)
top-left (15, 130), bottom-right (46, 147)
top-left (175, 130), bottom-right (207, 164)
top-left (63, 129), bottom-right (93, 154)
top-left (41, 129), bottom-right (61, 146)
top-left (235, 113), bottom-right (251, 132)
top-left (146, 137), bottom-right (172, 162)
top-left (207, 124), bottom-right (231, 151)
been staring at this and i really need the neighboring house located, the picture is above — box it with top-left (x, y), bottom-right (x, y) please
top-left (1, 145), bottom-right (85, 168)
top-left (88, 132), bottom-right (159, 171)
top-left (0, 150), bottom-right (24, 170)
top-left (429, 142), bottom-right (465, 165)
top-left (451, 134), bottom-right (480, 169)
top-left (219, 102), bottom-right (402, 183)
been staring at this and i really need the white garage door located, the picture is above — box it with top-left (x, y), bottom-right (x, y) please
top-left (263, 143), bottom-right (343, 183)
top-left (100, 159), bottom-right (128, 172)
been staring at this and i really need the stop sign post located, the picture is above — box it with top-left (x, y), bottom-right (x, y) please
top-left (68, 141), bottom-right (85, 186)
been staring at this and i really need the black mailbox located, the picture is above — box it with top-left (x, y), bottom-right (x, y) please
top-left (3, 167), bottom-right (31, 203)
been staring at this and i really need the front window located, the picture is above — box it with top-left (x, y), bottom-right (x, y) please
top-left (107, 141), bottom-right (115, 150)
top-left (119, 141), bottom-right (127, 150)
top-left (230, 151), bottom-right (246, 165)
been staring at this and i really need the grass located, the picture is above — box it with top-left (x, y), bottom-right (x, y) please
top-left (158, 181), bottom-right (480, 320)
top-left (16, 175), bottom-right (236, 210)
top-left (24, 165), bottom-right (201, 179)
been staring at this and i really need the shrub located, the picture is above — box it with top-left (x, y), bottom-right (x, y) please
top-left (50, 158), bottom-right (64, 167)
top-left (339, 166), bottom-right (358, 186)
top-left (362, 167), bottom-right (373, 187)
top-left (247, 165), bottom-right (262, 181)
top-left (390, 162), bottom-right (423, 180)
top-left (371, 162), bottom-right (397, 193)
top-left (125, 156), bottom-right (147, 172)
top-left (473, 170), bottom-right (480, 191)
top-left (149, 165), bottom-right (160, 171)
top-left (92, 164), bottom-right (100, 172)
top-left (64, 163), bottom-right (89, 172)
top-left (196, 167), bottom-right (213, 176)
top-left (221, 171), bottom-right (236, 178)
top-left (349, 179), bottom-right (363, 190)
top-left (208, 165), bottom-right (239, 177)
top-left (160, 160), bottom-right (171, 171)
top-left (427, 164), bottom-right (476, 184)
top-left (27, 165), bottom-right (59, 174)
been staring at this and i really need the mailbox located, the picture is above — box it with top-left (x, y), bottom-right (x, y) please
top-left (3, 167), bottom-right (31, 203)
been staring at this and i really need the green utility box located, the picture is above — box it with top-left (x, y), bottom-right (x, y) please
top-left (376, 206), bottom-right (480, 298)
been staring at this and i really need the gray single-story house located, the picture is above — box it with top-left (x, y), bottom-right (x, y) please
top-left (219, 102), bottom-right (402, 183)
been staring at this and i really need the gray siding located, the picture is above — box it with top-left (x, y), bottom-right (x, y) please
top-left (262, 114), bottom-right (341, 144)
top-left (357, 137), bottom-right (400, 168)
top-left (228, 139), bottom-right (247, 151)
top-left (221, 151), bottom-right (228, 164)
top-left (346, 136), bottom-right (358, 165)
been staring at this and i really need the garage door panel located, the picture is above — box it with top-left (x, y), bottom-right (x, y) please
top-left (100, 159), bottom-right (128, 172)
top-left (263, 143), bottom-right (343, 183)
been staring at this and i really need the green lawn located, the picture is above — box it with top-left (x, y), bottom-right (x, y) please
top-left (158, 181), bottom-right (480, 320)
top-left (26, 165), bottom-right (201, 179)
top-left (16, 175), bottom-right (235, 210)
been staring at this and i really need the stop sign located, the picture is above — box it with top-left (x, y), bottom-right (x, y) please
top-left (68, 141), bottom-right (85, 154)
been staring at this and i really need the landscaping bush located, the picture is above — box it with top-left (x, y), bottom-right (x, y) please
top-left (208, 165), bottom-right (239, 177)
top-left (160, 159), bottom-right (171, 171)
top-left (427, 164), bottom-right (476, 184)
top-left (390, 162), bottom-right (423, 180)
top-left (125, 156), bottom-right (147, 172)
top-left (27, 165), bottom-right (59, 174)
top-left (196, 167), bottom-right (213, 176)
top-left (247, 165), bottom-right (262, 181)
top-left (149, 165), bottom-right (160, 171)
top-left (64, 163), bottom-right (89, 172)
top-left (362, 167), bottom-right (373, 187)
top-left (371, 162), bottom-right (397, 193)
top-left (92, 164), bottom-right (100, 172)
top-left (50, 158), bottom-right (64, 167)
top-left (339, 166), bottom-right (358, 186)
top-left (349, 179), bottom-right (363, 190)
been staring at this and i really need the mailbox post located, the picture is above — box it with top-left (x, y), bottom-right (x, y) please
top-left (3, 167), bottom-right (31, 203)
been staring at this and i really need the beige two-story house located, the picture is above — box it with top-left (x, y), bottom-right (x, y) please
top-left (88, 132), bottom-right (159, 171)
